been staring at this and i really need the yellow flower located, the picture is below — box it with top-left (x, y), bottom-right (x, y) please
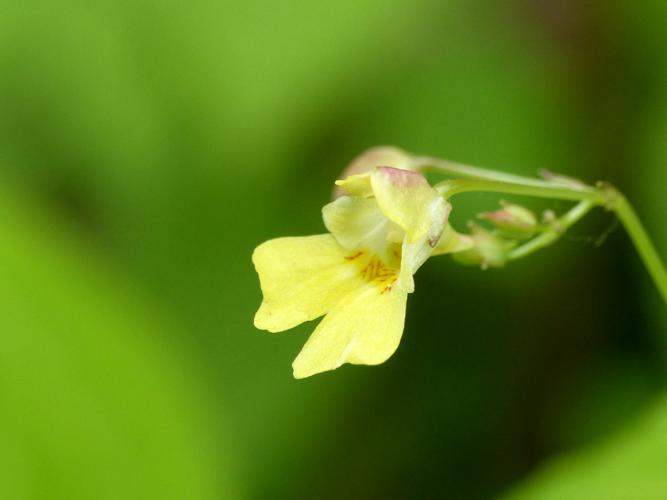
top-left (253, 166), bottom-right (470, 378)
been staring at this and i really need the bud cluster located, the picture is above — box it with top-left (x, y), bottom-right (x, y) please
top-left (453, 201), bottom-right (545, 269)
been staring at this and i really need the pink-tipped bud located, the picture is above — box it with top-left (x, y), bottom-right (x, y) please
top-left (333, 146), bottom-right (412, 198)
top-left (478, 201), bottom-right (538, 239)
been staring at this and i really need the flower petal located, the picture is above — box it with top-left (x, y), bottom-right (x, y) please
top-left (292, 284), bottom-right (408, 378)
top-left (370, 167), bottom-right (450, 244)
top-left (396, 237), bottom-right (431, 293)
top-left (333, 146), bottom-right (412, 198)
top-left (397, 222), bottom-right (472, 292)
top-left (322, 196), bottom-right (388, 251)
top-left (334, 172), bottom-right (373, 197)
top-left (397, 223), bottom-right (475, 291)
top-left (253, 235), bottom-right (362, 332)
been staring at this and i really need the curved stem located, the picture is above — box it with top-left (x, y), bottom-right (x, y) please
top-left (611, 194), bottom-right (667, 304)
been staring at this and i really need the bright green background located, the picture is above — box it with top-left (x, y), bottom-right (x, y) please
top-left (0, 1), bottom-right (666, 499)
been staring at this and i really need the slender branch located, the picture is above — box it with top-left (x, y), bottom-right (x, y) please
top-left (435, 178), bottom-right (607, 204)
top-left (508, 200), bottom-right (595, 260)
top-left (412, 155), bottom-right (599, 194)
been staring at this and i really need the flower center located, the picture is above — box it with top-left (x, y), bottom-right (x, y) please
top-left (345, 250), bottom-right (399, 293)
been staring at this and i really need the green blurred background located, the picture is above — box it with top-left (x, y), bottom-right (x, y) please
top-left (1, 1), bottom-right (666, 498)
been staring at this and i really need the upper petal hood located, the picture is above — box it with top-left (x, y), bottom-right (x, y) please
top-left (333, 167), bottom-right (452, 293)
top-left (335, 167), bottom-right (451, 247)
top-left (371, 167), bottom-right (451, 245)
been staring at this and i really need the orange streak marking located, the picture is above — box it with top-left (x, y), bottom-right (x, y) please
top-left (345, 251), bottom-right (364, 261)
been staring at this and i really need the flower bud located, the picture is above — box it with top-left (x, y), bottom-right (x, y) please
top-left (333, 146), bottom-right (412, 198)
top-left (452, 225), bottom-right (513, 269)
top-left (478, 201), bottom-right (537, 239)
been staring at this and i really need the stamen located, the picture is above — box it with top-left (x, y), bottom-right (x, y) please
top-left (346, 251), bottom-right (398, 292)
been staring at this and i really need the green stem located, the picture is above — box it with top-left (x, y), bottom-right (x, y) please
top-left (611, 193), bottom-right (667, 305)
top-left (508, 200), bottom-right (595, 260)
top-left (435, 178), bottom-right (606, 204)
top-left (412, 155), bottom-right (598, 193)
top-left (430, 175), bottom-right (667, 307)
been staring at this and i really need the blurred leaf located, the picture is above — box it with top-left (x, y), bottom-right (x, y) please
top-left (502, 395), bottom-right (667, 500)
top-left (0, 179), bottom-right (239, 500)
